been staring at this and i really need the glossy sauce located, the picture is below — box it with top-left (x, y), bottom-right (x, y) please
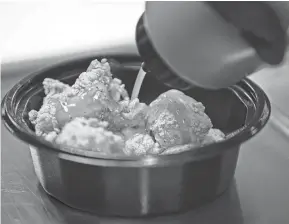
top-left (54, 66), bottom-right (148, 130)
top-left (54, 88), bottom-right (112, 127)
top-left (131, 65), bottom-right (146, 100)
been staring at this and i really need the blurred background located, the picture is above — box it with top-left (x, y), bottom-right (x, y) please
top-left (0, 1), bottom-right (144, 75)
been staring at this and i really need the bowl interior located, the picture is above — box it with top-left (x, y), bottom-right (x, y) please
top-left (3, 55), bottom-right (269, 161)
top-left (20, 57), bottom-right (249, 135)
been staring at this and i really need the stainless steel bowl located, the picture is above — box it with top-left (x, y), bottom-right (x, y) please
top-left (1, 55), bottom-right (271, 217)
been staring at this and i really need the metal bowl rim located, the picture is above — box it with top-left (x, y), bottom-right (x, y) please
top-left (1, 55), bottom-right (271, 166)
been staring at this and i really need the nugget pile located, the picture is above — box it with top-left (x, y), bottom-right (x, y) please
top-left (29, 59), bottom-right (225, 156)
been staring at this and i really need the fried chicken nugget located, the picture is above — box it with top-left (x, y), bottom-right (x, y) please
top-left (56, 117), bottom-right (124, 155)
top-left (28, 78), bottom-right (74, 137)
top-left (147, 89), bottom-right (213, 149)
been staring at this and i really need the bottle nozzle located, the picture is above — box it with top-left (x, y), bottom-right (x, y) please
top-left (135, 13), bottom-right (193, 91)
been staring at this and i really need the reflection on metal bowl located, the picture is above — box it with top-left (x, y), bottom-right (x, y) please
top-left (1, 55), bottom-right (271, 217)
